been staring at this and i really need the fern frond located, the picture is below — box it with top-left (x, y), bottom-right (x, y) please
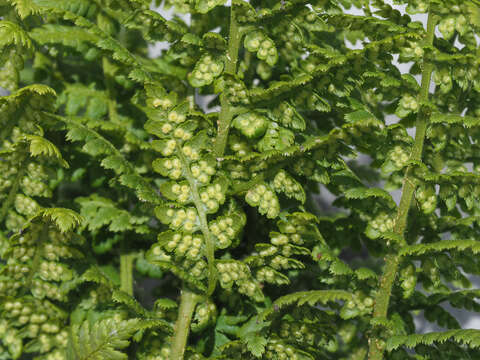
top-left (76, 194), bottom-right (149, 233)
top-left (46, 113), bottom-right (162, 204)
top-left (430, 113), bottom-right (480, 128)
top-left (30, 24), bottom-right (99, 51)
top-left (0, 20), bottom-right (32, 49)
top-left (0, 83), bottom-right (56, 103)
top-left (5, 0), bottom-right (41, 18)
top-left (33, 0), bottom-right (98, 17)
top-left (37, 208), bottom-right (84, 233)
top-left (344, 187), bottom-right (397, 209)
top-left (80, 266), bottom-right (115, 288)
top-left (78, 267), bottom-right (172, 329)
top-left (28, 0), bottom-right (155, 82)
top-left (23, 134), bottom-right (69, 167)
top-left (261, 290), bottom-right (353, 320)
top-left (67, 318), bottom-right (141, 360)
top-left (387, 329), bottom-right (480, 351)
top-left (249, 31), bottom-right (420, 103)
top-left (400, 240), bottom-right (480, 257)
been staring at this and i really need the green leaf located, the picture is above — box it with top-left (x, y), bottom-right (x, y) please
top-left (0, 20), bottom-right (32, 49)
top-left (261, 290), bottom-right (353, 319)
top-left (344, 187), bottom-right (396, 208)
top-left (67, 318), bottom-right (141, 360)
top-left (30, 24), bottom-right (99, 50)
top-left (430, 113), bottom-right (480, 128)
top-left (76, 195), bottom-right (149, 233)
top-left (24, 134), bottom-right (69, 167)
top-left (196, 0), bottom-right (226, 14)
top-left (386, 329), bottom-right (480, 351)
top-left (6, 0), bottom-right (41, 18)
top-left (81, 266), bottom-right (115, 288)
top-left (400, 240), bottom-right (480, 257)
top-left (237, 317), bottom-right (270, 358)
top-left (345, 109), bottom-right (383, 127)
top-left (38, 208), bottom-right (84, 233)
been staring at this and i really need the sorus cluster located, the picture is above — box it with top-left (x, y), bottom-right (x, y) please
top-left (438, 15), bottom-right (467, 40)
top-left (182, 144), bottom-right (200, 161)
top-left (400, 41), bottom-right (424, 60)
top-left (39, 261), bottom-right (73, 282)
top-left (192, 300), bottom-right (216, 332)
top-left (152, 97), bottom-right (174, 110)
top-left (164, 233), bottom-right (203, 260)
top-left (216, 261), bottom-right (262, 300)
top-left (272, 170), bottom-right (305, 202)
top-left (273, 102), bottom-right (304, 130)
top-left (0, 162), bottom-right (17, 192)
top-left (232, 111), bottom-right (268, 138)
top-left (190, 159), bottom-right (216, 184)
top-left (252, 217), bottom-right (310, 286)
top-left (279, 321), bottom-right (316, 346)
top-left (150, 240), bottom-right (207, 278)
top-left (256, 266), bottom-right (287, 284)
top-left (245, 183), bottom-right (280, 219)
top-left (415, 185), bottom-right (437, 214)
top-left (163, 207), bottom-right (199, 231)
top-left (164, 109), bottom-right (188, 128)
top-left (224, 78), bottom-right (249, 104)
top-left (0, 225), bottom-right (77, 299)
top-left (244, 30), bottom-right (278, 66)
top-left (366, 212), bottom-right (395, 239)
top-left (171, 182), bottom-right (191, 203)
top-left (256, 60), bottom-right (272, 80)
top-left (32, 279), bottom-right (64, 301)
top-left (21, 175), bottom-right (50, 197)
top-left (397, 93), bottom-right (419, 117)
top-left (400, 263), bottom-right (417, 299)
top-left (264, 339), bottom-right (304, 360)
top-left (14, 193), bottom-right (40, 217)
top-left (228, 134), bottom-right (251, 157)
top-left (154, 157), bottom-right (183, 180)
top-left (209, 216), bottom-right (235, 249)
top-left (292, 158), bottom-right (316, 179)
top-left (259, 235), bottom-right (304, 270)
top-left (342, 291), bottom-right (374, 318)
top-left (389, 145), bottom-right (410, 169)
top-left (1, 299), bottom-right (68, 357)
top-left (433, 67), bottom-right (453, 94)
top-left (199, 182), bottom-right (225, 213)
top-left (188, 54), bottom-right (224, 87)
top-left (225, 161), bottom-right (249, 179)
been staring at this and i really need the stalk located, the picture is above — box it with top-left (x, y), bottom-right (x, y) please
top-left (176, 144), bottom-right (217, 296)
top-left (120, 253), bottom-right (134, 295)
top-left (169, 5), bottom-right (241, 360)
top-left (368, 10), bottom-right (437, 360)
top-left (169, 288), bottom-right (200, 360)
top-left (213, 5), bottom-right (241, 157)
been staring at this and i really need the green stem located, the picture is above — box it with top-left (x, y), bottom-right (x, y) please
top-left (120, 253), bottom-right (134, 295)
top-left (368, 10), bottom-right (437, 360)
top-left (170, 288), bottom-right (200, 360)
top-left (213, 5), bottom-right (241, 157)
top-left (169, 7), bottom-right (241, 360)
top-left (177, 145), bottom-right (217, 296)
top-left (102, 56), bottom-right (118, 122)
